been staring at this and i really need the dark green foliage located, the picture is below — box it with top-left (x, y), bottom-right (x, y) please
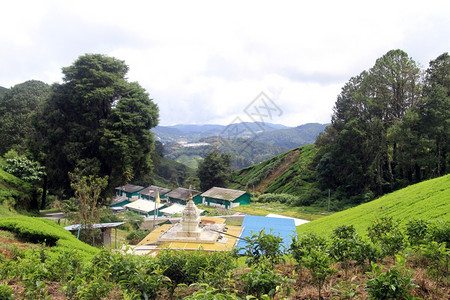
top-left (37, 54), bottom-right (159, 197)
top-left (126, 229), bottom-right (149, 244)
top-left (3, 152), bottom-right (46, 210)
top-left (406, 219), bottom-right (430, 246)
top-left (367, 217), bottom-right (405, 259)
top-left (240, 268), bottom-right (293, 299)
top-left (366, 256), bottom-right (419, 300)
top-left (0, 80), bottom-right (51, 155)
top-left (197, 149), bottom-right (232, 191)
top-left (153, 155), bottom-right (195, 188)
top-left (0, 168), bottom-right (32, 208)
top-left (315, 50), bottom-right (450, 207)
top-left (122, 211), bottom-right (145, 230)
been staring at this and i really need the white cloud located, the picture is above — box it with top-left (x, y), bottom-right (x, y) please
top-left (1, 0), bottom-right (449, 126)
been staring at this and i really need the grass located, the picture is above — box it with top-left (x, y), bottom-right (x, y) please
top-left (232, 202), bottom-right (325, 221)
top-left (297, 174), bottom-right (450, 237)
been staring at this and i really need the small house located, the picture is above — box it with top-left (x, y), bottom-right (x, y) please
top-left (200, 187), bottom-right (250, 209)
top-left (139, 185), bottom-right (171, 201)
top-left (112, 184), bottom-right (145, 208)
top-left (115, 184), bottom-right (145, 200)
top-left (166, 187), bottom-right (202, 205)
top-left (124, 199), bottom-right (165, 217)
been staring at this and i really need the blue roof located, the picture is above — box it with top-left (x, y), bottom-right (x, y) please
top-left (237, 215), bottom-right (297, 254)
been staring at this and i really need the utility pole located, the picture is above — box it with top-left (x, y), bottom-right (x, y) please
top-left (328, 189), bottom-right (330, 214)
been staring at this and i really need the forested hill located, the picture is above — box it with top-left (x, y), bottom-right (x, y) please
top-left (230, 144), bottom-right (317, 205)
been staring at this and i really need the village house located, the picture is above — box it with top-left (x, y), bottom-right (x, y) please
top-left (200, 187), bottom-right (250, 209)
top-left (138, 185), bottom-right (171, 202)
top-left (166, 187), bottom-right (202, 205)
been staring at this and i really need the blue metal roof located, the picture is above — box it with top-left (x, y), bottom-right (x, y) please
top-left (237, 215), bottom-right (297, 254)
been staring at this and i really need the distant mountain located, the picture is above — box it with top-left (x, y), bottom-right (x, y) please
top-left (255, 123), bottom-right (329, 149)
top-left (154, 122), bottom-right (327, 170)
top-left (152, 122), bottom-right (323, 146)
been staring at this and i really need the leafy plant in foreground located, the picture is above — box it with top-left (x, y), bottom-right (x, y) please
top-left (302, 248), bottom-right (336, 299)
top-left (290, 232), bottom-right (327, 283)
top-left (242, 229), bottom-right (285, 269)
top-left (367, 217), bottom-right (405, 261)
top-left (366, 255), bottom-right (419, 300)
top-left (240, 268), bottom-right (293, 299)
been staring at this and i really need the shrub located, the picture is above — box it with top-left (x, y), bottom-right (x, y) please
top-left (240, 268), bottom-right (293, 299)
top-left (242, 229), bottom-right (285, 269)
top-left (367, 217), bottom-right (405, 260)
top-left (426, 220), bottom-right (450, 245)
top-left (417, 241), bottom-right (449, 285)
top-left (302, 248), bottom-right (336, 299)
top-left (126, 230), bottom-right (149, 245)
top-left (406, 219), bottom-right (429, 246)
top-left (183, 283), bottom-right (242, 300)
top-left (257, 193), bottom-right (299, 205)
top-left (366, 255), bottom-right (419, 300)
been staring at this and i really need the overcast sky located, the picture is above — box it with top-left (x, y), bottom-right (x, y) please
top-left (1, 0), bottom-right (449, 126)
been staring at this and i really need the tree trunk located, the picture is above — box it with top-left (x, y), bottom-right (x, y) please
top-left (40, 175), bottom-right (48, 210)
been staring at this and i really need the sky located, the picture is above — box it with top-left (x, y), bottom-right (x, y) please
top-left (1, 0), bottom-right (449, 127)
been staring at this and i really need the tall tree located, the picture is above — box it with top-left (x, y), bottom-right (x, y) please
top-left (420, 52), bottom-right (450, 176)
top-left (317, 49), bottom-right (423, 203)
top-left (0, 80), bottom-right (50, 155)
top-left (197, 149), bottom-right (232, 191)
top-left (38, 54), bottom-right (159, 196)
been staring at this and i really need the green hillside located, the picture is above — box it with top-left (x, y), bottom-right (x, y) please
top-left (0, 215), bottom-right (99, 259)
top-left (0, 163), bottom-right (98, 259)
top-left (231, 144), bottom-right (316, 197)
top-left (297, 174), bottom-right (450, 237)
top-left (0, 168), bottom-right (32, 214)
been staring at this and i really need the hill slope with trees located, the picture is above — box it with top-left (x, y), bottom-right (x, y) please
top-left (232, 50), bottom-right (449, 210)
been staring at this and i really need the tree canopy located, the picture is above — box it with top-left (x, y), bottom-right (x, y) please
top-left (37, 54), bottom-right (159, 197)
top-left (197, 149), bottom-right (232, 191)
top-left (0, 80), bottom-right (51, 155)
top-left (316, 50), bottom-right (449, 205)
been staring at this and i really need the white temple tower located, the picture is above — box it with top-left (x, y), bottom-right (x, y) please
top-left (177, 197), bottom-right (201, 237)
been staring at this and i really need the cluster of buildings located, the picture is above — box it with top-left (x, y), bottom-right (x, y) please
top-left (65, 184), bottom-right (300, 255)
top-left (111, 184), bottom-right (251, 217)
